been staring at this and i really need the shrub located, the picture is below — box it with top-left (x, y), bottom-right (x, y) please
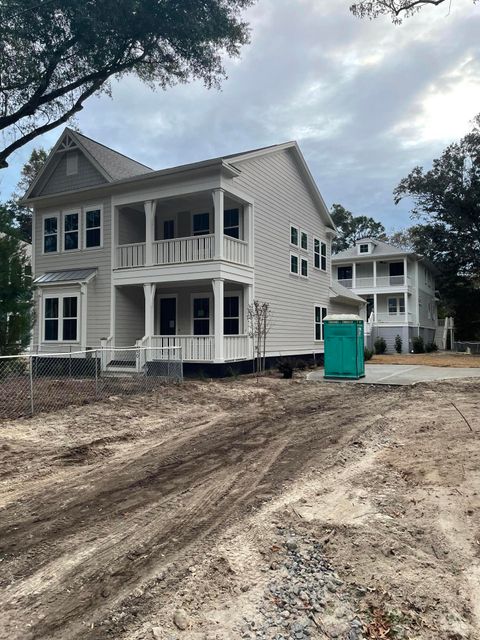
top-left (374, 337), bottom-right (387, 355)
top-left (425, 341), bottom-right (438, 353)
top-left (364, 348), bottom-right (373, 361)
top-left (394, 334), bottom-right (403, 354)
top-left (277, 358), bottom-right (294, 379)
top-left (411, 336), bottom-right (425, 353)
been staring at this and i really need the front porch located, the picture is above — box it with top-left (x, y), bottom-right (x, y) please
top-left (111, 280), bottom-right (254, 364)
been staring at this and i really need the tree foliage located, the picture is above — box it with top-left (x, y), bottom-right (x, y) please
top-left (0, 205), bottom-right (33, 355)
top-left (0, 0), bottom-right (254, 167)
top-left (394, 115), bottom-right (480, 339)
top-left (350, 0), bottom-right (478, 23)
top-left (330, 203), bottom-right (386, 253)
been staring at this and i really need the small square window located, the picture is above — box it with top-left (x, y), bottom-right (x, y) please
top-left (359, 243), bottom-right (369, 254)
top-left (290, 254), bottom-right (299, 274)
top-left (290, 226), bottom-right (299, 246)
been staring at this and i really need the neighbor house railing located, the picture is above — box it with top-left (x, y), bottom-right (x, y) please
top-left (337, 275), bottom-right (411, 289)
top-left (375, 312), bottom-right (413, 323)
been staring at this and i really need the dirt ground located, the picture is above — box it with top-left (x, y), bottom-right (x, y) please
top-left (1, 375), bottom-right (480, 640)
top-left (370, 351), bottom-right (480, 367)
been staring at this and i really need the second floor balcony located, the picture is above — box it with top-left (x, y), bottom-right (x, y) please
top-left (334, 258), bottom-right (412, 292)
top-left (338, 274), bottom-right (411, 289)
top-left (114, 188), bottom-right (253, 270)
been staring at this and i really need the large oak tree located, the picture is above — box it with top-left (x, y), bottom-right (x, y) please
top-left (350, 0), bottom-right (478, 22)
top-left (0, 0), bottom-right (254, 168)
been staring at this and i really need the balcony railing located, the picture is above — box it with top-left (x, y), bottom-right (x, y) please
top-left (375, 312), bottom-right (413, 323)
top-left (116, 234), bottom-right (250, 268)
top-left (337, 275), bottom-right (411, 289)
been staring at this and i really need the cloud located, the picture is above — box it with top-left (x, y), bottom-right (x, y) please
top-left (1, 0), bottom-right (479, 232)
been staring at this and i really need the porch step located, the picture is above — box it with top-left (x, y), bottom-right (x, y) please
top-left (108, 359), bottom-right (136, 367)
top-left (104, 365), bottom-right (139, 376)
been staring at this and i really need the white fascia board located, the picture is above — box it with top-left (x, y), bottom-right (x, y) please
top-left (112, 261), bottom-right (254, 287)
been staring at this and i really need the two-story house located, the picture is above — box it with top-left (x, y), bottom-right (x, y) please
top-left (23, 128), bottom-right (363, 373)
top-left (332, 238), bottom-right (438, 352)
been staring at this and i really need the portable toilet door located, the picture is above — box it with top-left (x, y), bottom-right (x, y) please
top-left (323, 314), bottom-right (365, 380)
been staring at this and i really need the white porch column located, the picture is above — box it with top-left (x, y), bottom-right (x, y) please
top-left (404, 292), bottom-right (409, 323)
top-left (143, 283), bottom-right (156, 338)
top-left (373, 260), bottom-right (377, 287)
top-left (144, 200), bottom-right (156, 266)
top-left (212, 278), bottom-right (224, 361)
top-left (403, 256), bottom-right (408, 285)
top-left (245, 283), bottom-right (254, 333)
top-left (373, 292), bottom-right (378, 322)
top-left (212, 189), bottom-right (224, 260)
top-left (352, 262), bottom-right (357, 288)
top-left (80, 283), bottom-right (87, 350)
top-left (244, 203), bottom-right (254, 266)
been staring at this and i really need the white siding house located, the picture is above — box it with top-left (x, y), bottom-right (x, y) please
top-left (332, 238), bottom-right (438, 352)
top-left (24, 128), bottom-right (363, 371)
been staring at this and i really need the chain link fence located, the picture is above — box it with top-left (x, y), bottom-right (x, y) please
top-left (0, 347), bottom-right (183, 420)
top-left (452, 341), bottom-right (480, 355)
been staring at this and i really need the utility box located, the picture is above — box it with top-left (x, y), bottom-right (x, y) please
top-left (323, 314), bottom-right (365, 380)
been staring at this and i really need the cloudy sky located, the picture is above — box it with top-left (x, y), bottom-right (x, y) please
top-left (1, 0), bottom-right (480, 230)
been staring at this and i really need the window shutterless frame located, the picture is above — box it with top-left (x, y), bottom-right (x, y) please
top-left (42, 213), bottom-right (59, 254)
top-left (43, 293), bottom-right (80, 342)
top-left (300, 257), bottom-right (308, 278)
top-left (290, 252), bottom-right (299, 275)
top-left (300, 230), bottom-right (308, 251)
top-left (191, 293), bottom-right (213, 335)
top-left (290, 225), bottom-right (299, 247)
top-left (63, 211), bottom-right (80, 251)
top-left (83, 205), bottom-right (103, 249)
top-left (314, 305), bottom-right (328, 341)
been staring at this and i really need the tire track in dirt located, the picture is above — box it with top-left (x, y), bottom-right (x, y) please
top-left (0, 382), bottom-right (407, 640)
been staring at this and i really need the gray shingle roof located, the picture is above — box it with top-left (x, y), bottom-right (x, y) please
top-left (34, 268), bottom-right (97, 284)
top-left (72, 130), bottom-right (153, 181)
top-left (329, 281), bottom-right (365, 303)
top-left (332, 238), bottom-right (412, 261)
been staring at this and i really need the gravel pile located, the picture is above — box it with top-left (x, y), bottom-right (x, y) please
top-left (238, 527), bottom-right (364, 640)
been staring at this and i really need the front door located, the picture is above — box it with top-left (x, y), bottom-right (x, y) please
top-left (160, 298), bottom-right (176, 335)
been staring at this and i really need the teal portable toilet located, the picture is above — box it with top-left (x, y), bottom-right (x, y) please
top-left (323, 314), bottom-right (365, 380)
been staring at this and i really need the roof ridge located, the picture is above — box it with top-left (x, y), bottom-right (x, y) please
top-left (68, 128), bottom-right (153, 172)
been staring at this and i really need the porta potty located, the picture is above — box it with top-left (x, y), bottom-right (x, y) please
top-left (323, 314), bottom-right (365, 380)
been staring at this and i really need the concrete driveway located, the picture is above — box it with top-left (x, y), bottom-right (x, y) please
top-left (308, 364), bottom-right (480, 386)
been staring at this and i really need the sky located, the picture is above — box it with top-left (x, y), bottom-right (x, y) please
top-left (1, 0), bottom-right (480, 232)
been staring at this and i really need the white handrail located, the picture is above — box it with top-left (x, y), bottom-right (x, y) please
top-left (153, 234), bottom-right (214, 264)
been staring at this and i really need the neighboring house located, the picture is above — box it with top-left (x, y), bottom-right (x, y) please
top-left (23, 127), bottom-right (362, 372)
top-left (332, 238), bottom-right (438, 352)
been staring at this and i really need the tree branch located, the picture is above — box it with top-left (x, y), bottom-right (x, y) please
top-left (0, 78), bottom-right (104, 169)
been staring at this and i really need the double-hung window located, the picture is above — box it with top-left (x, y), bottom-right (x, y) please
top-left (224, 296), bottom-right (240, 335)
top-left (193, 297), bottom-right (210, 335)
top-left (193, 212), bottom-right (210, 236)
top-left (163, 220), bottom-right (175, 240)
top-left (224, 209), bottom-right (240, 239)
top-left (64, 212), bottom-right (79, 251)
top-left (388, 297), bottom-right (405, 315)
top-left (301, 257), bottom-right (308, 277)
top-left (44, 295), bottom-right (79, 342)
top-left (290, 253), bottom-right (299, 275)
top-left (314, 306), bottom-right (328, 341)
top-left (290, 225), bottom-right (299, 246)
top-left (43, 215), bottom-right (59, 253)
top-left (314, 239), bottom-right (327, 271)
top-left (300, 230), bottom-right (308, 251)
top-left (85, 207), bottom-right (101, 248)
top-left (359, 243), bottom-right (369, 254)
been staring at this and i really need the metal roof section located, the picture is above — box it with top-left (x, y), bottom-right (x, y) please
top-left (34, 268), bottom-right (97, 285)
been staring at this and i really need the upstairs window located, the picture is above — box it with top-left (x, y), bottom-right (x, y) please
top-left (301, 257), bottom-right (308, 277)
top-left (300, 230), bottom-right (308, 250)
top-left (43, 215), bottom-right (58, 253)
top-left (314, 306), bottom-right (328, 341)
top-left (163, 220), bottom-right (175, 240)
top-left (85, 207), bottom-right (101, 248)
top-left (224, 208), bottom-right (240, 239)
top-left (314, 239), bottom-right (327, 271)
top-left (290, 225), bottom-right (299, 246)
top-left (359, 243), bottom-right (369, 254)
top-left (64, 212), bottom-right (79, 251)
top-left (290, 253), bottom-right (299, 275)
top-left (193, 212), bottom-right (210, 236)
top-left (224, 296), bottom-right (240, 335)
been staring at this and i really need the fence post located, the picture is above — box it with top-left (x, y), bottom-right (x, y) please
top-left (29, 356), bottom-right (34, 416)
top-left (95, 349), bottom-right (99, 398)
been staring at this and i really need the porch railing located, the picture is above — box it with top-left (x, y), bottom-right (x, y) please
top-left (153, 234), bottom-right (215, 265)
top-left (150, 335), bottom-right (215, 361)
top-left (223, 236), bottom-right (249, 265)
top-left (224, 335), bottom-right (252, 360)
top-left (375, 312), bottom-right (413, 323)
top-left (116, 242), bottom-right (146, 268)
top-left (337, 275), bottom-right (411, 289)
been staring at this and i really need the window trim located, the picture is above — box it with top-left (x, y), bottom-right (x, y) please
top-left (388, 296), bottom-right (406, 315)
top-left (300, 229), bottom-right (308, 251)
top-left (224, 294), bottom-right (241, 336)
top-left (290, 225), bottom-right (299, 247)
top-left (314, 305), bottom-right (328, 342)
top-left (42, 292), bottom-right (80, 343)
top-left (42, 212), bottom-right (60, 255)
top-left (300, 257), bottom-right (309, 278)
top-left (62, 210), bottom-right (81, 252)
top-left (83, 204), bottom-right (103, 250)
top-left (314, 238), bottom-right (328, 271)
top-left (224, 208), bottom-right (241, 239)
top-left (290, 252), bottom-right (299, 276)
top-left (358, 243), bottom-right (370, 254)
top-left (190, 293), bottom-right (213, 335)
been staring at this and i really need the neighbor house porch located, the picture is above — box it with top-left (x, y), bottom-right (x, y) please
top-left (110, 279), bottom-right (253, 363)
